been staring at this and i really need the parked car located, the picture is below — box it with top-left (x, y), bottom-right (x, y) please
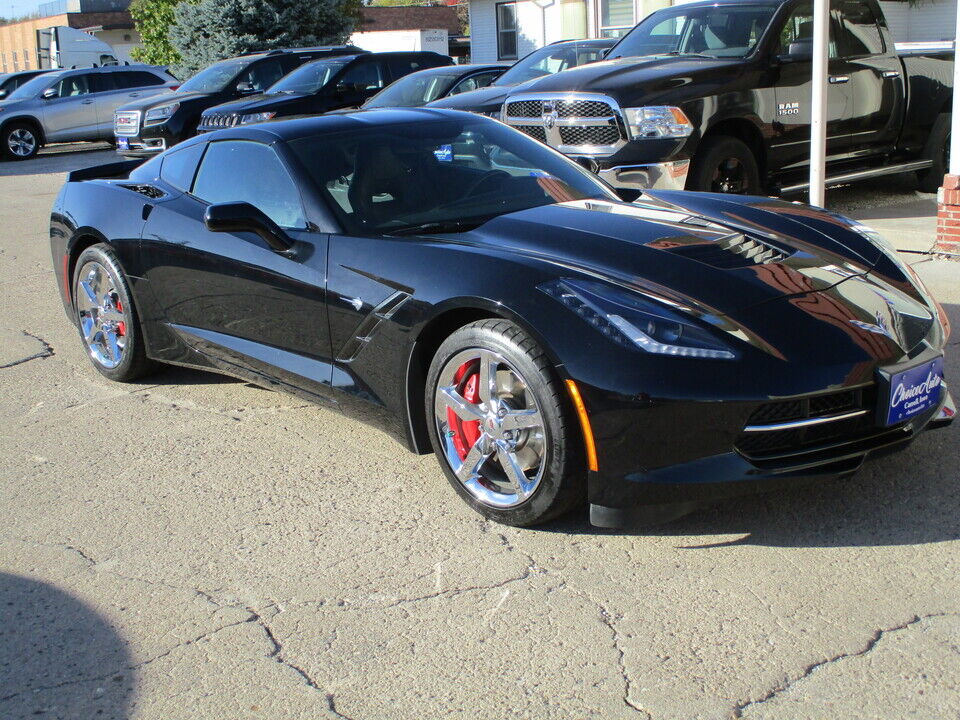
top-left (501, 0), bottom-right (955, 196)
top-left (50, 109), bottom-right (952, 528)
top-left (426, 39), bottom-right (615, 117)
top-left (113, 47), bottom-right (363, 157)
top-left (196, 52), bottom-right (454, 130)
top-left (360, 64), bottom-right (506, 109)
top-left (0, 65), bottom-right (177, 160)
top-left (0, 70), bottom-right (52, 100)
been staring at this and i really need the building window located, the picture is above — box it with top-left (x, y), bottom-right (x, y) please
top-left (497, 2), bottom-right (519, 60)
top-left (1, 53), bottom-right (7, 73)
top-left (22, 49), bottom-right (30, 69)
top-left (599, 0), bottom-right (635, 38)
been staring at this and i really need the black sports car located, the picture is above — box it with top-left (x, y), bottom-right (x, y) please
top-left (50, 109), bottom-right (955, 528)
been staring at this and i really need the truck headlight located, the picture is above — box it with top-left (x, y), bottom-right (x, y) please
top-left (239, 112), bottom-right (277, 125)
top-left (623, 106), bottom-right (693, 139)
top-left (143, 102), bottom-right (180, 126)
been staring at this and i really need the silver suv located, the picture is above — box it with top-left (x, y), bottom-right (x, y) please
top-left (0, 65), bottom-right (177, 160)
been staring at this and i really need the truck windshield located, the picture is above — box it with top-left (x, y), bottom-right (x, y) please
top-left (268, 59), bottom-right (349, 95)
top-left (179, 58), bottom-right (249, 93)
top-left (608, 5), bottom-right (777, 59)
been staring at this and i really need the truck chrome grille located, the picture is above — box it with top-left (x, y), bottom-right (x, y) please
top-left (114, 110), bottom-right (140, 136)
top-left (502, 93), bottom-right (627, 156)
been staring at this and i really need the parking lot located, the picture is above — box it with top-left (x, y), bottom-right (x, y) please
top-left (1, 144), bottom-right (958, 720)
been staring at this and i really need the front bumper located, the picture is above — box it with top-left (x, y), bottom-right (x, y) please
top-left (597, 159), bottom-right (690, 191)
top-left (584, 375), bottom-right (954, 528)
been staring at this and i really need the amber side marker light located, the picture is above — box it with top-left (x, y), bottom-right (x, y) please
top-left (564, 379), bottom-right (598, 472)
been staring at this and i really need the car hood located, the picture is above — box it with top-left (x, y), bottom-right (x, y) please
top-left (516, 55), bottom-right (741, 104)
top-left (453, 196), bottom-right (936, 364)
top-left (201, 92), bottom-right (307, 116)
top-left (118, 89), bottom-right (202, 112)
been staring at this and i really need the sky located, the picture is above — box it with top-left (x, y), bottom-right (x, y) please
top-left (5, 0), bottom-right (47, 20)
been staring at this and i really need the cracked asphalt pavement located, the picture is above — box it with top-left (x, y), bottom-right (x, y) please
top-left (1, 146), bottom-right (958, 720)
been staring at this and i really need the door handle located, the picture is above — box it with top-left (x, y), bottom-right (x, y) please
top-left (829, 75), bottom-right (850, 84)
top-left (882, 70), bottom-right (900, 79)
top-left (129, 92), bottom-right (140, 97)
top-left (81, 99), bottom-right (94, 104)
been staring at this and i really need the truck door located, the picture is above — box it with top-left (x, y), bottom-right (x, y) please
top-left (834, 0), bottom-right (904, 158)
top-left (769, 3), bottom-right (853, 172)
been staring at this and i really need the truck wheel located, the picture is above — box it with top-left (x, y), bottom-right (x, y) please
top-left (687, 135), bottom-right (761, 195)
top-left (3, 122), bottom-right (40, 160)
top-left (917, 113), bottom-right (950, 193)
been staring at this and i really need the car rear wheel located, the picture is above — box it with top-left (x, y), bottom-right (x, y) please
top-left (3, 122), bottom-right (40, 160)
top-left (687, 135), bottom-right (762, 195)
top-left (917, 112), bottom-right (950, 193)
top-left (425, 319), bottom-right (585, 526)
top-left (72, 244), bottom-right (156, 382)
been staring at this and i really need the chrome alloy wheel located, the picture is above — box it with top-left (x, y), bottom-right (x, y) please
top-left (75, 260), bottom-right (127, 369)
top-left (7, 128), bottom-right (36, 157)
top-left (434, 349), bottom-right (547, 508)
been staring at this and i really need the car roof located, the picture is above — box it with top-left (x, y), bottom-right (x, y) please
top-left (397, 63), bottom-right (505, 77)
top-left (192, 108), bottom-right (480, 144)
top-left (655, 0), bottom-right (779, 7)
top-left (548, 37), bottom-right (617, 48)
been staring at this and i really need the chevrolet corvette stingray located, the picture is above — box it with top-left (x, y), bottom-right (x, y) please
top-left (50, 109), bottom-right (955, 527)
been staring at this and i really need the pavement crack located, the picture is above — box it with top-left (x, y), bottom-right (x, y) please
top-left (731, 612), bottom-right (960, 717)
top-left (0, 331), bottom-right (54, 369)
top-left (597, 602), bottom-right (652, 719)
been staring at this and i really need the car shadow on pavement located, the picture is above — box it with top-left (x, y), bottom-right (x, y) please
top-left (0, 144), bottom-right (117, 178)
top-left (0, 572), bottom-right (133, 719)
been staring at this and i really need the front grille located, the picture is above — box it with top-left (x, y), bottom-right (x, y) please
top-left (114, 110), bottom-right (140, 136)
top-left (515, 125), bottom-right (548, 143)
top-left (558, 125), bottom-right (621, 146)
top-left (505, 100), bottom-right (542, 118)
top-left (736, 386), bottom-right (877, 458)
top-left (503, 94), bottom-right (627, 155)
top-left (667, 233), bottom-right (792, 269)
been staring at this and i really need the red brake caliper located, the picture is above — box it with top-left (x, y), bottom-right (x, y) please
top-left (448, 360), bottom-right (481, 461)
top-left (115, 299), bottom-right (126, 337)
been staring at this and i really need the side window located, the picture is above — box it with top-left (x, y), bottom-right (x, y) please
top-left (337, 60), bottom-right (385, 91)
top-left (386, 56), bottom-right (429, 81)
top-left (449, 71), bottom-right (500, 96)
top-left (836, 0), bottom-right (885, 57)
top-left (115, 71), bottom-right (166, 88)
top-left (55, 74), bottom-right (91, 98)
top-left (239, 59), bottom-right (285, 92)
top-left (160, 143), bottom-right (205, 192)
top-left (192, 141), bottom-right (306, 229)
top-left (777, 4), bottom-right (838, 58)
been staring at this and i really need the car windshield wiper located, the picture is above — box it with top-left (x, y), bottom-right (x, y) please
top-left (386, 218), bottom-right (490, 236)
top-left (663, 51), bottom-right (717, 59)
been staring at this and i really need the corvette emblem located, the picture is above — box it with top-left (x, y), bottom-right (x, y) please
top-left (541, 100), bottom-right (558, 130)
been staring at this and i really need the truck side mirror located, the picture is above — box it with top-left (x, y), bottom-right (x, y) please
top-left (778, 40), bottom-right (813, 64)
top-left (235, 81), bottom-right (256, 95)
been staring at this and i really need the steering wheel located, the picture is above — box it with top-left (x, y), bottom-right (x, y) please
top-left (462, 170), bottom-right (510, 198)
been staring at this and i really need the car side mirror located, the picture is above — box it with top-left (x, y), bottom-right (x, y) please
top-left (204, 202), bottom-right (294, 253)
top-left (235, 81), bottom-right (256, 95)
top-left (777, 41), bottom-right (813, 64)
top-left (0, 89), bottom-right (7, 100)
top-left (41, 87), bottom-right (57, 99)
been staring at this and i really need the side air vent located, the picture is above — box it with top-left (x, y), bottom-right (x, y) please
top-left (667, 232), bottom-right (791, 269)
top-left (119, 184), bottom-right (165, 199)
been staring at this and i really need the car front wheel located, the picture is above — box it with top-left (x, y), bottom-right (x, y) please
top-left (3, 122), bottom-right (40, 160)
top-left (426, 319), bottom-right (585, 526)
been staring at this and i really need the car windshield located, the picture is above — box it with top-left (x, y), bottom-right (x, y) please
top-left (289, 115), bottom-right (615, 236)
top-left (268, 59), bottom-right (349, 94)
top-left (608, 4), bottom-right (778, 59)
top-left (5, 72), bottom-right (59, 101)
top-left (493, 43), bottom-right (608, 86)
top-left (179, 58), bottom-right (249, 93)
top-left (364, 71), bottom-right (462, 108)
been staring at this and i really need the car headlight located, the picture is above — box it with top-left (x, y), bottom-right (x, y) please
top-left (143, 102), bottom-right (180, 126)
top-left (541, 279), bottom-right (736, 359)
top-left (622, 106), bottom-right (693, 139)
top-left (239, 112), bottom-right (277, 125)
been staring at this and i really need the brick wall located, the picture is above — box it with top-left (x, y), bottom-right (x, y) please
top-left (936, 175), bottom-right (960, 255)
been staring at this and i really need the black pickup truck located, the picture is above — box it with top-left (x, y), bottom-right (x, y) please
top-left (501, 0), bottom-right (954, 196)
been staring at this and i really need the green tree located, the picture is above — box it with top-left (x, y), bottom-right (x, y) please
top-left (129, 0), bottom-right (183, 68)
top-left (169, 0), bottom-right (361, 78)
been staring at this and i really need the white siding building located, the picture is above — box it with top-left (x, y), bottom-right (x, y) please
top-left (468, 0), bottom-right (960, 63)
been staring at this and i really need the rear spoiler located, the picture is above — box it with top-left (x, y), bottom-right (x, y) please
top-left (68, 159), bottom-right (144, 182)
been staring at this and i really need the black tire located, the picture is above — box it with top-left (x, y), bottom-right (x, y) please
top-left (425, 319), bottom-right (586, 526)
top-left (917, 112), bottom-right (950, 193)
top-left (687, 134), bottom-right (762, 195)
top-left (2, 121), bottom-right (40, 161)
top-left (72, 243), bottom-right (157, 382)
